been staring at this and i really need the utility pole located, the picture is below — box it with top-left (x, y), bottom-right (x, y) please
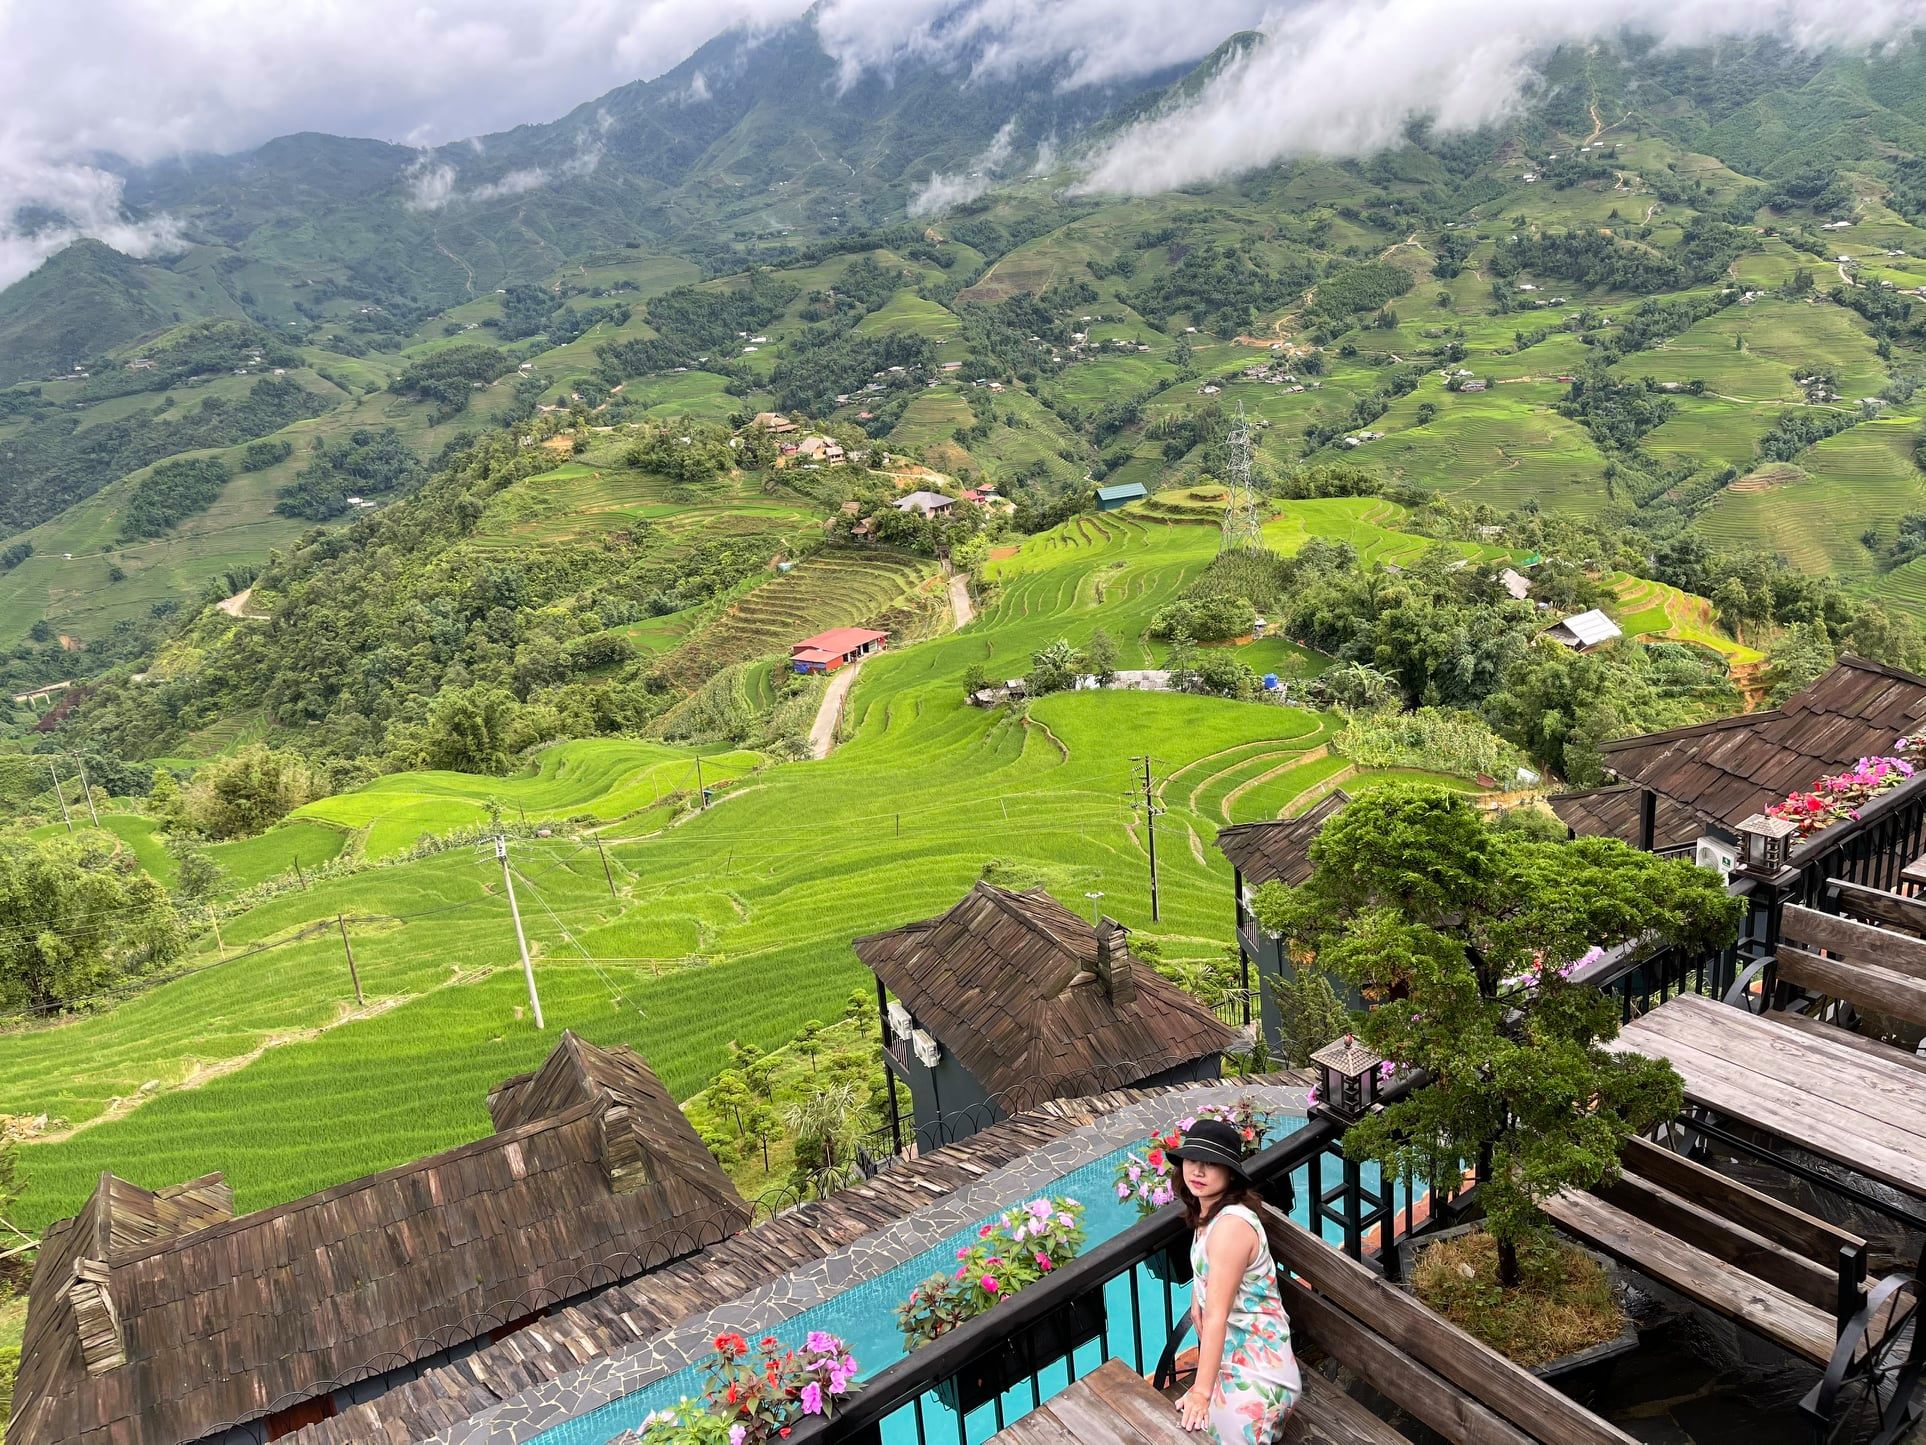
top-left (336, 914), bottom-right (363, 1006)
top-left (47, 763), bottom-right (72, 833)
top-left (207, 907), bottom-right (226, 960)
top-left (1134, 755), bottom-right (1163, 922)
top-left (497, 836), bottom-right (544, 1029)
top-left (71, 755), bottom-right (99, 827)
top-left (292, 856), bottom-right (308, 891)
top-left (694, 756), bottom-right (708, 809)
top-left (594, 835), bottom-right (617, 899)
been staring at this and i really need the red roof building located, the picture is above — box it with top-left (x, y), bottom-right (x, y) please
top-left (791, 627), bottom-right (887, 674)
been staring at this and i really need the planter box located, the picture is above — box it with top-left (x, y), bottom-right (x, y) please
top-left (1145, 1238), bottom-right (1194, 1286)
top-left (934, 1289), bottom-right (1108, 1416)
top-left (1396, 1224), bottom-right (1640, 1403)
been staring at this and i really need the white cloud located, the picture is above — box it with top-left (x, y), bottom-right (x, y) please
top-left (909, 119), bottom-right (1018, 216)
top-left (814, 0), bottom-right (1272, 92)
top-left (1077, 0), bottom-right (1925, 196)
top-left (0, 0), bottom-right (811, 282)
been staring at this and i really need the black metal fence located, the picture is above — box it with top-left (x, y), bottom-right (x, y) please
top-left (785, 1079), bottom-right (1467, 1445)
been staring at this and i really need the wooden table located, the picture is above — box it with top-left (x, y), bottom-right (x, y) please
top-left (1901, 852), bottom-right (1926, 890)
top-left (1607, 991), bottom-right (1926, 1201)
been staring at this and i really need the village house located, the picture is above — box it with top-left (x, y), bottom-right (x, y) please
top-left (855, 883), bottom-right (1239, 1149)
top-left (751, 411), bottom-right (797, 434)
top-left (1541, 608), bottom-right (1622, 652)
top-left (8, 1035), bottom-right (746, 1445)
top-left (790, 626), bottom-right (886, 674)
top-left (893, 490), bottom-right (953, 518)
top-left (1095, 481), bottom-right (1147, 511)
top-left (1497, 566), bottom-right (1534, 601)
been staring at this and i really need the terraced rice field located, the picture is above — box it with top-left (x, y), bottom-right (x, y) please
top-left (1608, 573), bottom-right (1764, 665)
top-left (0, 503), bottom-right (1528, 1234)
top-left (654, 548), bottom-right (940, 689)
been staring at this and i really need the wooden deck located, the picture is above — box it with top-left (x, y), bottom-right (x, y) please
top-left (1606, 991), bottom-right (1926, 1200)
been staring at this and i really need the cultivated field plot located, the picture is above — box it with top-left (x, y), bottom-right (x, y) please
top-left (854, 292), bottom-right (961, 339)
top-left (1698, 417), bottom-right (1926, 580)
top-left (1609, 573), bottom-right (1763, 664)
top-left (1624, 298), bottom-right (1886, 400)
top-left (1350, 389), bottom-right (1613, 515)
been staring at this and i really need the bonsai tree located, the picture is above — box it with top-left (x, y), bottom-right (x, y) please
top-left (1250, 784), bottom-right (1742, 1285)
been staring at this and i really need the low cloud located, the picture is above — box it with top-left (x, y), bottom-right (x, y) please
top-left (0, 152), bottom-right (183, 289)
top-left (406, 122), bottom-right (605, 212)
top-left (815, 0), bottom-right (1271, 92)
top-left (1077, 0), bottom-right (1924, 196)
top-left (909, 119), bottom-right (1018, 217)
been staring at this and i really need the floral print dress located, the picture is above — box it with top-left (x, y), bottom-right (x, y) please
top-left (1190, 1204), bottom-right (1302, 1444)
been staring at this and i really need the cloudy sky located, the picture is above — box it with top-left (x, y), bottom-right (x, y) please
top-left (0, 0), bottom-right (1919, 287)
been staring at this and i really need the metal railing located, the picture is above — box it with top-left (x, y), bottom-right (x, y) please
top-left (1209, 986), bottom-right (1255, 1031)
top-left (785, 1082), bottom-right (1459, 1445)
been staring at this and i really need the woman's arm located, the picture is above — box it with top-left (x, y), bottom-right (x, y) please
top-left (1179, 1216), bottom-right (1258, 1432)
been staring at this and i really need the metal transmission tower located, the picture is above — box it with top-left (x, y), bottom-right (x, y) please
top-left (1220, 402), bottom-right (1265, 553)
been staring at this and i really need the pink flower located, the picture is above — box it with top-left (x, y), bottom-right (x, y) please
top-left (978, 1223), bottom-right (994, 1239)
top-left (1115, 1182), bottom-right (1131, 1201)
top-left (806, 1330), bottom-right (838, 1354)
top-left (1036, 1252), bottom-right (1053, 1270)
top-left (1150, 1185), bottom-right (1173, 1206)
top-left (801, 1382), bottom-right (825, 1416)
top-left (731, 1427), bottom-right (748, 1445)
top-left (1027, 1199), bottom-right (1053, 1220)
top-left (981, 1275), bottom-right (1000, 1293)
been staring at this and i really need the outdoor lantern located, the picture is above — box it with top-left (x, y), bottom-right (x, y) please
top-left (1311, 1033), bottom-right (1383, 1123)
top-left (1736, 813), bottom-right (1799, 877)
top-left (886, 1000), bottom-right (913, 1042)
top-left (911, 1029), bottom-right (942, 1069)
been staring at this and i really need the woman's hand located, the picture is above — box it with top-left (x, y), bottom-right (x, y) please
top-left (1177, 1384), bottom-right (1212, 1432)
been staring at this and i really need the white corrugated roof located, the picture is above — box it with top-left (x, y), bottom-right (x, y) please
top-left (1550, 608), bottom-right (1622, 646)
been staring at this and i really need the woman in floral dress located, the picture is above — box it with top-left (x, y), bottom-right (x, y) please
top-left (1170, 1118), bottom-right (1301, 1442)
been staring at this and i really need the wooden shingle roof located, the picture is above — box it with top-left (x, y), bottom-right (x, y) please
top-left (1213, 791), bottom-right (1350, 888)
top-left (1594, 656), bottom-right (1926, 835)
top-left (1548, 783), bottom-right (1705, 851)
top-left (852, 883), bottom-right (1238, 1100)
top-left (9, 1034), bottom-right (748, 1445)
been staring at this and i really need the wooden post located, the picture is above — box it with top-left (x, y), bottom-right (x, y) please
top-left (595, 836), bottom-right (617, 899)
top-left (47, 763), bottom-right (72, 833)
top-left (208, 908), bottom-right (226, 960)
top-left (695, 756), bottom-right (707, 809)
top-left (337, 915), bottom-right (364, 1005)
top-left (293, 856), bottom-right (308, 891)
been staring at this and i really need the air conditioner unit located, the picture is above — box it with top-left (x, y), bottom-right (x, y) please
top-left (912, 1029), bottom-right (942, 1068)
top-left (1694, 835), bottom-right (1737, 878)
top-left (886, 1001), bottom-right (913, 1041)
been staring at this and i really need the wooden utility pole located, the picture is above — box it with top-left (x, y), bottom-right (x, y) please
top-left (594, 836), bottom-right (617, 899)
top-left (1135, 755), bottom-right (1162, 922)
top-left (208, 907), bottom-right (226, 960)
top-left (336, 915), bottom-right (363, 1005)
top-left (694, 756), bottom-right (708, 809)
top-left (71, 755), bottom-right (99, 827)
top-left (46, 763), bottom-right (72, 833)
top-left (497, 836), bottom-right (544, 1029)
top-left (293, 856), bottom-right (308, 891)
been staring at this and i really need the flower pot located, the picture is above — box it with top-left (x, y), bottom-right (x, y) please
top-left (1145, 1238), bottom-right (1194, 1286)
top-left (933, 1289), bottom-right (1109, 1416)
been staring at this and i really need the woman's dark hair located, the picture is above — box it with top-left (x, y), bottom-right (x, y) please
top-left (1173, 1163), bottom-right (1294, 1261)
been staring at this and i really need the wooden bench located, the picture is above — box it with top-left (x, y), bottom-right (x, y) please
top-left (1541, 1135), bottom-right (1877, 1369)
top-left (1725, 898), bottom-right (1926, 1072)
top-left (1155, 1215), bottom-right (1638, 1445)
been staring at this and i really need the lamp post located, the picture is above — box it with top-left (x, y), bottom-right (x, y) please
top-left (1308, 1033), bottom-right (1393, 1271)
top-left (1084, 890), bottom-right (1105, 925)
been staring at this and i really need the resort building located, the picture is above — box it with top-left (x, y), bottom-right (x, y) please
top-left (1551, 654), bottom-right (1926, 862)
top-left (10, 1034), bottom-right (745, 1445)
top-left (854, 883), bottom-right (1239, 1149)
top-left (1214, 791), bottom-right (1351, 1052)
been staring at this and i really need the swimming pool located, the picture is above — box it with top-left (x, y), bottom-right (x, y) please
top-left (526, 1115), bottom-right (1383, 1445)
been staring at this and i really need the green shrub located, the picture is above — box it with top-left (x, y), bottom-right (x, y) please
top-left (1335, 707), bottom-right (1524, 780)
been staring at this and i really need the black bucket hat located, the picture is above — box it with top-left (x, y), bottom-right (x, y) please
top-left (1168, 1118), bottom-right (1253, 1184)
